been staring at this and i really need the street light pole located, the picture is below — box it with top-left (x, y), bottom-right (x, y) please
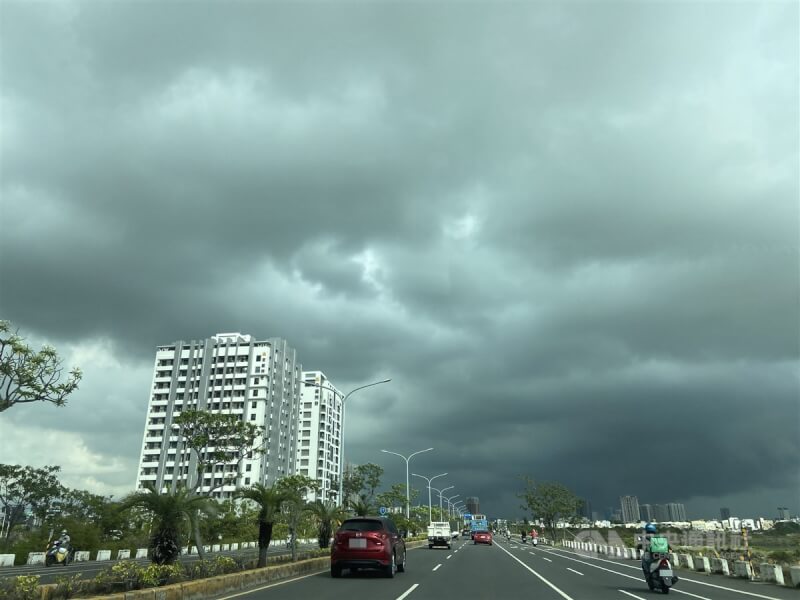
top-left (437, 485), bottom-right (454, 515)
top-left (412, 472), bottom-right (447, 523)
top-left (380, 448), bottom-right (434, 519)
top-left (303, 377), bottom-right (391, 506)
top-left (444, 494), bottom-right (460, 518)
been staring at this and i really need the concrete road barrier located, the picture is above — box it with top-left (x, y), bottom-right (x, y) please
top-left (0, 554), bottom-right (14, 567)
top-left (117, 549), bottom-right (131, 560)
top-left (790, 566), bottom-right (800, 587)
top-left (759, 563), bottom-right (785, 586)
top-left (27, 552), bottom-right (45, 565)
top-left (222, 544), bottom-right (230, 551)
top-left (694, 556), bottom-right (711, 573)
top-left (669, 552), bottom-right (679, 567)
top-left (678, 554), bottom-right (694, 570)
top-left (734, 560), bottom-right (753, 579)
top-left (135, 548), bottom-right (148, 559)
top-left (212, 544), bottom-right (221, 552)
top-left (75, 551), bottom-right (90, 562)
top-left (711, 558), bottom-right (730, 576)
top-left (230, 543), bottom-right (239, 550)
top-left (96, 550), bottom-right (111, 561)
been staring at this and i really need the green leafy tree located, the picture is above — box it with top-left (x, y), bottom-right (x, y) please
top-left (199, 498), bottom-right (257, 543)
top-left (518, 477), bottom-right (579, 539)
top-left (341, 467), bottom-right (364, 509)
top-left (119, 484), bottom-right (216, 565)
top-left (0, 321), bottom-right (82, 412)
top-left (172, 409), bottom-right (264, 557)
top-left (276, 475), bottom-right (319, 561)
top-left (172, 410), bottom-right (264, 494)
top-left (354, 463), bottom-right (384, 505)
top-left (375, 483), bottom-right (415, 513)
top-left (0, 465), bottom-right (64, 539)
top-left (308, 500), bottom-right (345, 549)
top-left (236, 484), bottom-right (289, 568)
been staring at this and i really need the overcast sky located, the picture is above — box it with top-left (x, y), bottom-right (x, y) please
top-left (1, 1), bottom-right (798, 520)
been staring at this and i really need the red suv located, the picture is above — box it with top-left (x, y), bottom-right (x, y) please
top-left (331, 517), bottom-right (407, 578)
top-left (473, 530), bottom-right (493, 545)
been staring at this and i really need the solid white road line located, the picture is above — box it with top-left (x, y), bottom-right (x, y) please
top-left (495, 541), bottom-right (575, 600)
top-left (619, 590), bottom-right (648, 600)
top-left (217, 569), bottom-right (326, 599)
top-left (548, 548), bottom-right (785, 600)
top-left (567, 567), bottom-right (584, 576)
top-left (396, 583), bottom-right (419, 600)
top-left (536, 550), bottom-right (712, 600)
top-left (433, 564), bottom-right (442, 571)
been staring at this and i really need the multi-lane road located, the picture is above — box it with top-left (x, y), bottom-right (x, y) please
top-left (210, 537), bottom-right (799, 600)
top-left (0, 544), bottom-right (317, 585)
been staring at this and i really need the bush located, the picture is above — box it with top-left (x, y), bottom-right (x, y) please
top-left (53, 574), bottom-right (84, 600)
top-left (768, 549), bottom-right (800, 565)
top-left (0, 575), bottom-right (40, 600)
top-left (186, 555), bottom-right (240, 580)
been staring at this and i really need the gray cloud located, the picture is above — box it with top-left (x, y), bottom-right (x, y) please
top-left (1, 0), bottom-right (797, 519)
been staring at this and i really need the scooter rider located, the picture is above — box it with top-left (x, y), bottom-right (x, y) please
top-left (637, 523), bottom-right (677, 582)
top-left (58, 530), bottom-right (71, 548)
top-left (521, 530), bottom-right (527, 544)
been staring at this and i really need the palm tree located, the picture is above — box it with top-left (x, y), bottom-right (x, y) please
top-left (352, 498), bottom-right (371, 517)
top-left (119, 484), bottom-right (216, 565)
top-left (237, 483), bottom-right (288, 568)
top-left (308, 500), bottom-right (345, 549)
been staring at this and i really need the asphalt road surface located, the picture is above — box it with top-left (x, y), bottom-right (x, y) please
top-left (208, 538), bottom-right (799, 600)
top-left (0, 544), bottom-right (317, 585)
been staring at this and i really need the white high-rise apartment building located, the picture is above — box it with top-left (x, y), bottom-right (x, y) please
top-left (297, 371), bottom-right (343, 503)
top-left (136, 333), bottom-right (302, 499)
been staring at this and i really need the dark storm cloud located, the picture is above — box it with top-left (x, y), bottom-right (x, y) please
top-left (1, 1), bottom-right (797, 516)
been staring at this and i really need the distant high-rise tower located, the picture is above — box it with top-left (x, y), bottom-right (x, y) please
top-left (666, 503), bottom-right (686, 521)
top-left (653, 504), bottom-right (669, 522)
top-left (777, 507), bottom-right (790, 520)
top-left (466, 497), bottom-right (480, 515)
top-left (640, 504), bottom-right (654, 522)
top-left (579, 499), bottom-right (593, 520)
top-left (720, 507), bottom-right (731, 520)
top-left (620, 496), bottom-right (640, 523)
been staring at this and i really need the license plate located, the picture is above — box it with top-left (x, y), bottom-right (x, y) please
top-left (660, 570), bottom-right (673, 577)
top-left (348, 538), bottom-right (367, 549)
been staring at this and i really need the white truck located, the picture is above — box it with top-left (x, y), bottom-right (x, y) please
top-left (427, 521), bottom-right (452, 549)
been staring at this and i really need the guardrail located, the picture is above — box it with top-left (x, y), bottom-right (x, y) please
top-left (1, 538), bottom-right (319, 568)
top-left (561, 540), bottom-right (800, 588)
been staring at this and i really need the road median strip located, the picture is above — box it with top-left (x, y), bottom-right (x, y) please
top-left (38, 540), bottom-right (429, 600)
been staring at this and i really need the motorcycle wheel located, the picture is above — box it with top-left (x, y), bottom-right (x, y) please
top-left (645, 576), bottom-right (655, 591)
top-left (45, 555), bottom-right (54, 567)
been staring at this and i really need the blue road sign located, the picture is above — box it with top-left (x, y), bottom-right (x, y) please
top-left (379, 506), bottom-right (387, 515)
